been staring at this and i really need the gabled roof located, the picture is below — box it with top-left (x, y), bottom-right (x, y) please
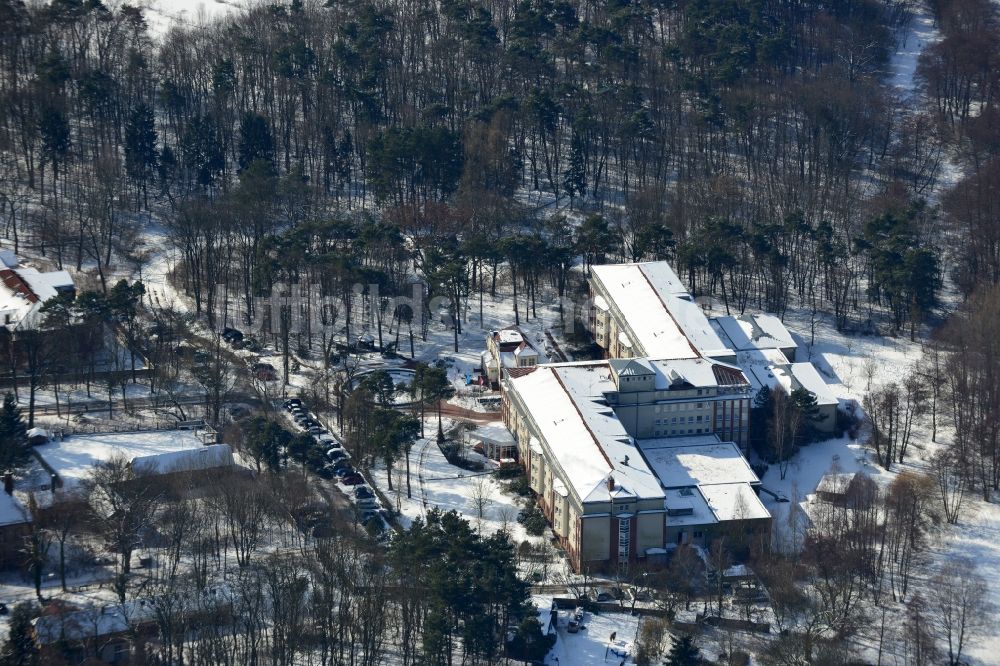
top-left (506, 363), bottom-right (665, 505)
top-left (816, 472), bottom-right (858, 495)
top-left (609, 358), bottom-right (654, 377)
top-left (590, 261), bottom-right (730, 358)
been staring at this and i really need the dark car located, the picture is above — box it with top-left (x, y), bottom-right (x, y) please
top-left (315, 465), bottom-right (334, 480)
top-left (222, 327), bottom-right (244, 343)
top-left (334, 465), bottom-right (355, 477)
top-left (308, 426), bottom-right (327, 436)
top-left (354, 486), bottom-right (374, 499)
top-left (341, 474), bottom-right (365, 485)
top-left (284, 398), bottom-right (302, 408)
top-left (326, 448), bottom-right (347, 461)
top-left (252, 362), bottom-right (277, 381)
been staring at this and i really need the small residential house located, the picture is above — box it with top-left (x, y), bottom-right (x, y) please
top-left (0, 253), bottom-right (75, 332)
top-left (483, 326), bottom-right (541, 386)
top-left (33, 588), bottom-right (232, 664)
top-left (815, 472), bottom-right (876, 507)
top-left (0, 475), bottom-right (31, 570)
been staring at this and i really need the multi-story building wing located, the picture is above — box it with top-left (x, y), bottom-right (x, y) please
top-left (502, 358), bottom-right (763, 573)
top-left (502, 361), bottom-right (667, 572)
top-left (589, 261), bottom-right (731, 361)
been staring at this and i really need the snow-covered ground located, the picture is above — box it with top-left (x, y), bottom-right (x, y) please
top-left (138, 0), bottom-right (250, 39)
top-left (750, 302), bottom-right (1000, 663)
top-left (542, 602), bottom-right (642, 666)
top-left (369, 427), bottom-right (541, 545)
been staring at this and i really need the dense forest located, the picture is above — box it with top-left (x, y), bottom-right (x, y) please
top-left (0, 0), bottom-right (995, 337)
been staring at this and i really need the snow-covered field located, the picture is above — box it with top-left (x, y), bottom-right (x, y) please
top-left (137, 0), bottom-right (251, 39)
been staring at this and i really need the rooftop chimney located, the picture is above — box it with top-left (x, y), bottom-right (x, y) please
top-left (607, 476), bottom-right (615, 491)
top-left (3, 472), bottom-right (13, 495)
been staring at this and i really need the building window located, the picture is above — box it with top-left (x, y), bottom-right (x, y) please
top-left (697, 389), bottom-right (703, 395)
top-left (618, 518), bottom-right (631, 563)
top-left (694, 530), bottom-right (703, 538)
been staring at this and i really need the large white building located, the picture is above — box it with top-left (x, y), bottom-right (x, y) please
top-left (502, 360), bottom-right (768, 573)
top-left (590, 260), bottom-right (840, 434)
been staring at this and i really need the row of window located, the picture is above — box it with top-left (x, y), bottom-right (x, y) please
top-left (655, 427), bottom-right (709, 436)
top-left (655, 415), bottom-right (704, 425)
top-left (654, 402), bottom-right (705, 413)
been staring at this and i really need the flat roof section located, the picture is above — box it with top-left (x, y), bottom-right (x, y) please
top-left (637, 440), bottom-right (760, 489)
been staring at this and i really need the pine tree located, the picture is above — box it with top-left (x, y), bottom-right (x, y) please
top-left (0, 393), bottom-right (29, 472)
top-left (562, 130), bottom-right (586, 199)
top-left (665, 634), bottom-right (702, 666)
top-left (124, 103), bottom-right (158, 205)
top-left (2, 601), bottom-right (39, 666)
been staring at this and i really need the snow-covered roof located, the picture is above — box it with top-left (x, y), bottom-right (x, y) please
top-left (714, 314), bottom-right (796, 353)
top-left (816, 472), bottom-right (858, 495)
top-left (609, 358), bottom-right (655, 377)
top-left (752, 362), bottom-right (838, 406)
top-left (648, 358), bottom-right (749, 390)
top-left (590, 262), bottom-right (730, 358)
top-left (0, 261), bottom-right (74, 331)
top-left (33, 587), bottom-right (232, 644)
top-left (591, 263), bottom-right (699, 359)
top-left (466, 423), bottom-right (515, 445)
top-left (0, 250), bottom-right (17, 268)
top-left (506, 363), bottom-right (665, 505)
top-left (492, 328), bottom-right (525, 345)
top-left (664, 487), bottom-right (716, 526)
top-left (131, 444), bottom-right (234, 475)
top-left (33, 430), bottom-right (230, 490)
top-left (637, 440), bottom-right (760, 489)
top-left (0, 490), bottom-right (28, 527)
top-left (700, 483), bottom-right (770, 521)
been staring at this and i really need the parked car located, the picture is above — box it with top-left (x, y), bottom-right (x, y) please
top-left (252, 362), bottom-right (277, 381)
top-left (326, 449), bottom-right (347, 461)
top-left (314, 433), bottom-right (337, 445)
top-left (284, 398), bottom-right (302, 410)
top-left (315, 465), bottom-right (334, 480)
top-left (341, 474), bottom-right (365, 485)
top-left (354, 486), bottom-right (374, 499)
top-left (222, 327), bottom-right (244, 344)
top-left (356, 498), bottom-right (380, 510)
top-left (307, 426), bottom-right (327, 436)
top-left (333, 465), bottom-right (355, 477)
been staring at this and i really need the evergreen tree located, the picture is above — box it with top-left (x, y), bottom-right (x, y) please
top-left (2, 601), bottom-right (39, 666)
top-left (181, 113), bottom-right (224, 187)
top-left (124, 103), bottom-right (158, 204)
top-left (665, 634), bottom-right (702, 666)
top-left (562, 130), bottom-right (586, 199)
top-left (238, 112), bottom-right (275, 172)
top-left (0, 393), bottom-right (29, 472)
